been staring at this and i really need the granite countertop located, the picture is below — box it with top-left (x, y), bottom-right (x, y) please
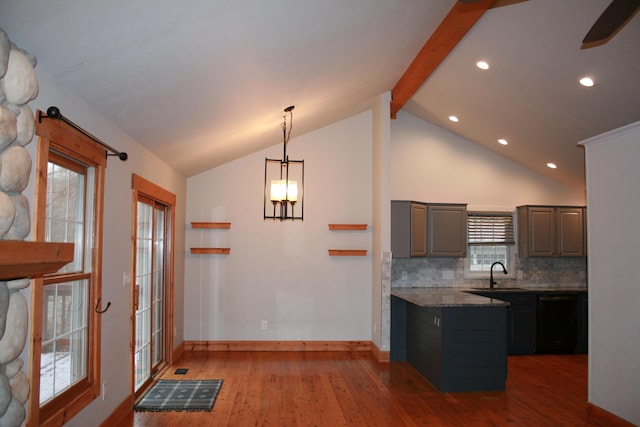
top-left (465, 286), bottom-right (588, 294)
top-left (391, 286), bottom-right (587, 308)
top-left (391, 288), bottom-right (509, 307)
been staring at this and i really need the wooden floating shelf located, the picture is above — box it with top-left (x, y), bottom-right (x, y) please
top-left (191, 222), bottom-right (231, 229)
top-left (328, 224), bottom-right (367, 231)
top-left (190, 248), bottom-right (231, 255)
top-left (328, 249), bottom-right (368, 257)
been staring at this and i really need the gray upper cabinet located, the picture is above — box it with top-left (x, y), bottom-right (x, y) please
top-left (519, 206), bottom-right (556, 256)
top-left (557, 208), bottom-right (585, 256)
top-left (517, 206), bottom-right (585, 257)
top-left (427, 204), bottom-right (467, 257)
top-left (392, 201), bottom-right (467, 258)
top-left (410, 203), bottom-right (428, 256)
top-left (392, 201), bottom-right (427, 258)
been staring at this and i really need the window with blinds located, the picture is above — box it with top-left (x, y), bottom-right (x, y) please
top-left (467, 212), bottom-right (514, 245)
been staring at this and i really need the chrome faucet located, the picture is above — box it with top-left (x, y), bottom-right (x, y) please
top-left (489, 261), bottom-right (508, 289)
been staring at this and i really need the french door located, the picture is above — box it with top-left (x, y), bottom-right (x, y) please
top-left (134, 195), bottom-right (169, 393)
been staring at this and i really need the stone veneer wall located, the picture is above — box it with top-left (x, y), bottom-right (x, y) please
top-left (391, 256), bottom-right (587, 289)
top-left (380, 251), bottom-right (392, 352)
top-left (0, 27), bottom-right (40, 426)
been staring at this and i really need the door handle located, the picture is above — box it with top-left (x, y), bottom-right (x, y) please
top-left (134, 285), bottom-right (140, 311)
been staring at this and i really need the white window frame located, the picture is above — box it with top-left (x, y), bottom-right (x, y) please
top-left (30, 113), bottom-right (106, 426)
top-left (464, 211), bottom-right (516, 279)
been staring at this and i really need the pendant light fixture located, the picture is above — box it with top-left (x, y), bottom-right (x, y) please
top-left (264, 106), bottom-right (304, 221)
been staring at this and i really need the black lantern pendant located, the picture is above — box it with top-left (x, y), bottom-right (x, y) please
top-left (264, 106), bottom-right (304, 221)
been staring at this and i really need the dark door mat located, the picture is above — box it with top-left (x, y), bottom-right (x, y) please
top-left (134, 379), bottom-right (223, 412)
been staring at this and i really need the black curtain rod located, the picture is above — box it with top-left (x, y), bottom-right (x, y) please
top-left (38, 106), bottom-right (128, 161)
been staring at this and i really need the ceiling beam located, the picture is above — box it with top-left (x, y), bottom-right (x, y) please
top-left (390, 0), bottom-right (495, 119)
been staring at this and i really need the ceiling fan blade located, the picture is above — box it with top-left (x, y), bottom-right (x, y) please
top-left (583, 0), bottom-right (640, 45)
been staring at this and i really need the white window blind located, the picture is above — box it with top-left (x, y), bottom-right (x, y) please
top-left (467, 212), bottom-right (514, 245)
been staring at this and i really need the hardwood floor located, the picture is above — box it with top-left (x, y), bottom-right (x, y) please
top-left (121, 351), bottom-right (599, 426)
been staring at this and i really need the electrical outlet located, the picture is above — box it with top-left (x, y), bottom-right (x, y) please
top-left (102, 381), bottom-right (107, 400)
top-left (261, 320), bottom-right (268, 330)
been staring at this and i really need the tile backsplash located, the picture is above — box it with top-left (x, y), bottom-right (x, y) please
top-left (391, 256), bottom-right (587, 289)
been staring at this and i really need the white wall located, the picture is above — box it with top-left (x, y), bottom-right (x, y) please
top-left (24, 68), bottom-right (187, 426)
top-left (185, 111), bottom-right (373, 341)
top-left (581, 122), bottom-right (640, 425)
top-left (391, 112), bottom-right (585, 208)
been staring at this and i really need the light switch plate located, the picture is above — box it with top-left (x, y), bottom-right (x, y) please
top-left (123, 272), bottom-right (131, 287)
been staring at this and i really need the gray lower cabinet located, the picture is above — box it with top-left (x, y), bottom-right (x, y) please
top-left (576, 293), bottom-right (588, 354)
top-left (391, 296), bottom-right (507, 392)
top-left (509, 298), bottom-right (537, 354)
top-left (468, 290), bottom-right (588, 355)
top-left (470, 291), bottom-right (537, 355)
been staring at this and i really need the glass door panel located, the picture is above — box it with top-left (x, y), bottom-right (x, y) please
top-left (134, 201), bottom-right (152, 390)
top-left (151, 206), bottom-right (165, 367)
top-left (134, 198), bottom-right (167, 392)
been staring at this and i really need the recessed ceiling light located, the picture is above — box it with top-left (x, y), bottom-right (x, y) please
top-left (476, 60), bottom-right (490, 70)
top-left (498, 139), bottom-right (508, 146)
top-left (448, 115), bottom-right (459, 122)
top-left (547, 162), bottom-right (557, 169)
top-left (579, 76), bottom-right (594, 87)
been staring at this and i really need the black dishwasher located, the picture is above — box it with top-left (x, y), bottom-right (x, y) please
top-left (536, 294), bottom-right (578, 354)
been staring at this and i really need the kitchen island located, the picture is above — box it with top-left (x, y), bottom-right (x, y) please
top-left (391, 288), bottom-right (509, 392)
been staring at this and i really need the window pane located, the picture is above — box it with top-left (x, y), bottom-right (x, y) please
top-left (39, 342), bottom-right (55, 404)
top-left (135, 307), bottom-right (151, 389)
top-left (469, 245), bottom-right (508, 271)
top-left (69, 330), bottom-right (87, 388)
top-left (40, 280), bottom-right (88, 404)
top-left (135, 345), bottom-right (150, 390)
top-left (46, 162), bottom-right (85, 273)
top-left (152, 299), bottom-right (163, 366)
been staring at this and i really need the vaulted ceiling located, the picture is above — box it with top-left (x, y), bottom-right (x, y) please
top-left (2, 0), bottom-right (639, 190)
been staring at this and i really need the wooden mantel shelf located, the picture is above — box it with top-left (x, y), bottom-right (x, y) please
top-left (0, 241), bottom-right (74, 280)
